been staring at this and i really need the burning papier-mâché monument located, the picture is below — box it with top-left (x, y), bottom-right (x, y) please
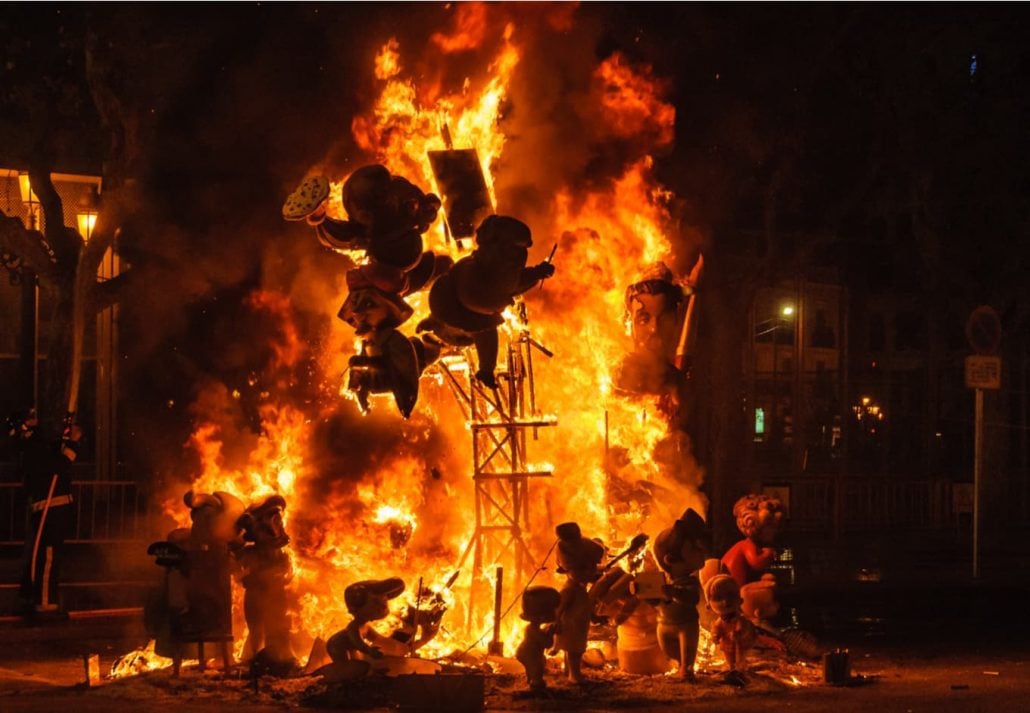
top-left (110, 4), bottom-right (827, 708)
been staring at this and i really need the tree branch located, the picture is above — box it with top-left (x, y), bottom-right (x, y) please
top-left (28, 165), bottom-right (82, 270)
top-left (0, 213), bottom-right (60, 283)
top-left (90, 267), bottom-right (136, 313)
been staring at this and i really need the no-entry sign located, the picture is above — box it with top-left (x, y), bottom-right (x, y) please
top-left (965, 305), bottom-right (1002, 355)
top-left (965, 355), bottom-right (1002, 390)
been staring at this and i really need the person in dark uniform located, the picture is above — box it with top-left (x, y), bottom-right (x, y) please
top-left (10, 412), bottom-right (80, 616)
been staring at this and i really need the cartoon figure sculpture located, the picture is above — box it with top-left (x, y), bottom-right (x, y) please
top-left (283, 165), bottom-right (440, 274)
top-left (386, 573), bottom-right (458, 655)
top-left (235, 495), bottom-right (295, 670)
top-left (284, 166), bottom-right (449, 417)
top-left (552, 522), bottom-right (604, 683)
top-left (147, 490), bottom-right (244, 676)
top-left (327, 577), bottom-right (406, 665)
top-left (515, 586), bottom-right (561, 692)
top-left (704, 573), bottom-right (756, 686)
top-left (652, 508), bottom-right (709, 681)
top-left (419, 215), bottom-right (555, 388)
top-left (721, 494), bottom-right (785, 588)
top-left (591, 552), bottom-right (669, 675)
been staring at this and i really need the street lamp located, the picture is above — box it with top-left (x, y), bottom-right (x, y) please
top-left (774, 304), bottom-right (796, 458)
top-left (17, 172), bottom-right (39, 230)
top-left (76, 186), bottom-right (100, 242)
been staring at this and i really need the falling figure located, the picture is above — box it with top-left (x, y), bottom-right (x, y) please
top-left (283, 166), bottom-right (450, 417)
top-left (419, 215), bottom-right (555, 388)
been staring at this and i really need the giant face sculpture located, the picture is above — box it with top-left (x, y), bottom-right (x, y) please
top-left (625, 263), bottom-right (683, 361)
top-left (629, 291), bottom-right (680, 358)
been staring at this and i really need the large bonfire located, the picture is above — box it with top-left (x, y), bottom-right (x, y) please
top-left (150, 3), bottom-right (705, 665)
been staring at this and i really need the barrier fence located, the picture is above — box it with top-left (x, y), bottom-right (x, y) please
top-left (0, 480), bottom-right (148, 545)
top-left (769, 475), bottom-right (960, 535)
top-left (0, 475), bottom-right (1022, 544)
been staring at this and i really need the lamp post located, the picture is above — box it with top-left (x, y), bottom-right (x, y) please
top-left (778, 304), bottom-right (796, 460)
top-left (17, 172), bottom-right (39, 230)
top-left (76, 186), bottom-right (100, 242)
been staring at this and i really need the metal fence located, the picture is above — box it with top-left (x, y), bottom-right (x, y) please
top-left (769, 476), bottom-right (959, 535)
top-left (0, 480), bottom-right (147, 545)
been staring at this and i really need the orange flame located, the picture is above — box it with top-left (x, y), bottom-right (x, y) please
top-left (163, 5), bottom-right (705, 668)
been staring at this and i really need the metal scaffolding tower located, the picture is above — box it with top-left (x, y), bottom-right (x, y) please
top-left (435, 316), bottom-right (555, 629)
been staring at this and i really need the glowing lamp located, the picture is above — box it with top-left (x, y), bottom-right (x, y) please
top-left (17, 172), bottom-right (37, 204)
top-left (781, 305), bottom-right (795, 317)
top-left (17, 172), bottom-right (39, 229)
top-left (76, 187), bottom-right (100, 242)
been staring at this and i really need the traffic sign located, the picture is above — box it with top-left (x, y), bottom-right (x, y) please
top-left (965, 355), bottom-right (1001, 390)
top-left (965, 306), bottom-right (1002, 355)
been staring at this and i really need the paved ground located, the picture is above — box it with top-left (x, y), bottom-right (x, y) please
top-left (2, 553), bottom-right (1030, 711)
top-left (1, 647), bottom-right (1028, 712)
top-left (1, 609), bottom-right (1028, 712)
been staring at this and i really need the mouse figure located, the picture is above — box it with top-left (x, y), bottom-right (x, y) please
top-left (284, 166), bottom-right (450, 417)
top-left (515, 586), bottom-right (561, 692)
top-left (327, 577), bottom-right (406, 664)
top-left (284, 165), bottom-right (440, 274)
top-left (284, 166), bottom-right (448, 299)
top-left (704, 573), bottom-right (756, 687)
top-left (419, 215), bottom-right (554, 388)
top-left (552, 522), bottom-right (605, 683)
top-left (652, 507), bottom-right (709, 682)
top-left (235, 495), bottom-right (295, 670)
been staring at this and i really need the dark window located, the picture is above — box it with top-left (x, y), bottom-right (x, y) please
top-left (811, 308), bottom-right (835, 348)
top-left (868, 313), bottom-right (885, 352)
top-left (894, 312), bottom-right (924, 351)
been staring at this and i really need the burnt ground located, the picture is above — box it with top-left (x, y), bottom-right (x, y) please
top-left (3, 556), bottom-right (1030, 712)
top-left (2, 593), bottom-right (1030, 713)
top-left (1, 643), bottom-right (1028, 713)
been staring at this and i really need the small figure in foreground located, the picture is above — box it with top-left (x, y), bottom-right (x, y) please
top-left (704, 573), bottom-right (756, 687)
top-left (515, 586), bottom-right (561, 693)
top-left (327, 578), bottom-right (406, 665)
top-left (591, 546), bottom-right (669, 676)
top-left (652, 507), bottom-right (709, 682)
top-left (236, 494), bottom-right (296, 673)
top-left (552, 522), bottom-right (605, 683)
top-left (147, 490), bottom-right (244, 676)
